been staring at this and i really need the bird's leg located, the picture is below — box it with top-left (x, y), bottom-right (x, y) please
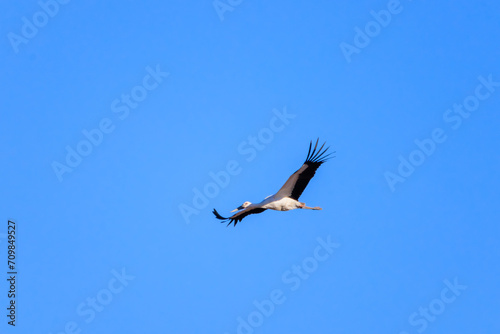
top-left (299, 203), bottom-right (322, 210)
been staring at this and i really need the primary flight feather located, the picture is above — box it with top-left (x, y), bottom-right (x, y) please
top-left (213, 139), bottom-right (334, 226)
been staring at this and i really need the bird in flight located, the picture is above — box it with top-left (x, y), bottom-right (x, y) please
top-left (213, 139), bottom-right (334, 226)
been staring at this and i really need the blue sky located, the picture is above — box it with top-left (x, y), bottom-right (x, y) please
top-left (1, 0), bottom-right (500, 333)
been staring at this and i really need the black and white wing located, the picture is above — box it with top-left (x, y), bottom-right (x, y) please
top-left (275, 139), bottom-right (333, 200)
top-left (213, 207), bottom-right (267, 227)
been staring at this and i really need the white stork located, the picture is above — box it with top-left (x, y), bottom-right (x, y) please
top-left (213, 139), bottom-right (334, 226)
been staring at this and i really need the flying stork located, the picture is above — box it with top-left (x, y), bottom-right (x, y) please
top-left (213, 139), bottom-right (334, 226)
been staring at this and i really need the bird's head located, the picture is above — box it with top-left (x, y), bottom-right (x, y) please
top-left (231, 201), bottom-right (252, 212)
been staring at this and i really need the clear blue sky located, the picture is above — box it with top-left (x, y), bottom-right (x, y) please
top-left (1, 0), bottom-right (500, 333)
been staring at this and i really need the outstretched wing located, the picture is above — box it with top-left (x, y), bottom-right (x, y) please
top-left (213, 207), bottom-right (267, 227)
top-left (275, 139), bottom-right (333, 200)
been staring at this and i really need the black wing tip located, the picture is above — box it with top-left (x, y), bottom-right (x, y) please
top-left (305, 138), bottom-right (335, 164)
top-left (213, 208), bottom-right (237, 227)
top-left (212, 208), bottom-right (225, 220)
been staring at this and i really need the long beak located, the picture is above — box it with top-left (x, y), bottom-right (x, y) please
top-left (231, 206), bottom-right (244, 213)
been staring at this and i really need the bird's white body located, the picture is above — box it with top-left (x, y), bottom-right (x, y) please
top-left (256, 195), bottom-right (302, 211)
